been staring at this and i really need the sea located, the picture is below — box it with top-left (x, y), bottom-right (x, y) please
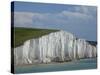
top-left (15, 58), bottom-right (97, 74)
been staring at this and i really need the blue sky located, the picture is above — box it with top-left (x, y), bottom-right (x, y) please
top-left (13, 1), bottom-right (97, 41)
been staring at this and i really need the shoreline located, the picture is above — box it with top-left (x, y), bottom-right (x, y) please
top-left (15, 58), bottom-right (97, 67)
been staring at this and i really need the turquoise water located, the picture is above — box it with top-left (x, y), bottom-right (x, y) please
top-left (15, 58), bottom-right (97, 74)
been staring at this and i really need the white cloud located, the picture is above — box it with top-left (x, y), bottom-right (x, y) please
top-left (14, 8), bottom-right (95, 28)
top-left (73, 6), bottom-right (97, 17)
top-left (14, 6), bottom-right (97, 40)
top-left (14, 12), bottom-right (35, 27)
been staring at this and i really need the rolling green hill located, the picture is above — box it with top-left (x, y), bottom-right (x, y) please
top-left (12, 27), bottom-right (59, 48)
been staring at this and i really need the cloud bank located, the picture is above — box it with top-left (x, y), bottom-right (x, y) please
top-left (14, 6), bottom-right (97, 41)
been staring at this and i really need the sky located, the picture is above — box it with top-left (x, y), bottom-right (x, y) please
top-left (12, 1), bottom-right (97, 41)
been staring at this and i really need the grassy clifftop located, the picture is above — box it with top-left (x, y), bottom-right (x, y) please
top-left (12, 27), bottom-right (59, 48)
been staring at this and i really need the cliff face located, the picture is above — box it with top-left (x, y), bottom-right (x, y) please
top-left (14, 31), bottom-right (97, 65)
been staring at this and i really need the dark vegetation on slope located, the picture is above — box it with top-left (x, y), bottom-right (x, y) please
top-left (12, 27), bottom-right (59, 48)
top-left (87, 41), bottom-right (97, 46)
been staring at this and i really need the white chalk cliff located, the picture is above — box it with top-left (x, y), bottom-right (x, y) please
top-left (14, 31), bottom-right (97, 65)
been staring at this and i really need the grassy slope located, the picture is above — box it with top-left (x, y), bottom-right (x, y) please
top-left (13, 27), bottom-right (59, 48)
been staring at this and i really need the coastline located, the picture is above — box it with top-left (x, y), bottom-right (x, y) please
top-left (15, 57), bottom-right (97, 67)
top-left (15, 58), bottom-right (97, 74)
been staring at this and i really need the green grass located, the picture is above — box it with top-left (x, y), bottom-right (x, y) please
top-left (13, 27), bottom-right (59, 48)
